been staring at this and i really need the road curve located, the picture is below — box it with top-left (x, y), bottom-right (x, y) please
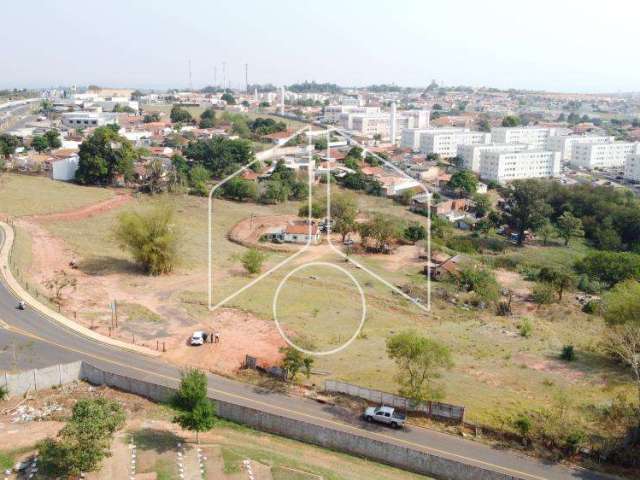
top-left (0, 228), bottom-right (611, 480)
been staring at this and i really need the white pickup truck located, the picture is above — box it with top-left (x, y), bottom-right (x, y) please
top-left (363, 405), bottom-right (406, 429)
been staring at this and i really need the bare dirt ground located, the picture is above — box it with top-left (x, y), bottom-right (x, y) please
top-left (494, 268), bottom-right (536, 314)
top-left (13, 200), bottom-right (425, 376)
top-left (28, 193), bottom-right (132, 223)
top-left (228, 214), bottom-right (300, 251)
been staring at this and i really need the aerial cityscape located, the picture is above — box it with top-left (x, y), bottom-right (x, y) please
top-left (1, 1), bottom-right (639, 479)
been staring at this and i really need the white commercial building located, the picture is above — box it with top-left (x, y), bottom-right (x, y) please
top-left (492, 127), bottom-right (562, 149)
top-left (546, 135), bottom-right (615, 162)
top-left (570, 142), bottom-right (640, 169)
top-left (623, 153), bottom-right (640, 182)
top-left (457, 143), bottom-right (531, 173)
top-left (61, 112), bottom-right (118, 129)
top-left (479, 150), bottom-right (561, 184)
top-left (419, 128), bottom-right (491, 157)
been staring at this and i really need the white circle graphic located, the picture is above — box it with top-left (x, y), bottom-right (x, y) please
top-left (272, 261), bottom-right (366, 356)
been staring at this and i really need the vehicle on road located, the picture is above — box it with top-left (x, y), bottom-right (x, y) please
top-left (363, 405), bottom-right (406, 429)
top-left (190, 331), bottom-right (205, 346)
top-left (17, 300), bottom-right (25, 310)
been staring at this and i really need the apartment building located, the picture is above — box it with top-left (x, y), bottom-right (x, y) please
top-left (623, 153), bottom-right (640, 182)
top-left (340, 109), bottom-right (429, 140)
top-left (546, 135), bottom-right (615, 161)
top-left (492, 127), bottom-right (562, 149)
top-left (457, 143), bottom-right (530, 173)
top-left (419, 129), bottom-right (491, 157)
top-left (479, 150), bottom-right (561, 184)
top-left (570, 142), bottom-right (640, 169)
top-left (400, 128), bottom-right (441, 150)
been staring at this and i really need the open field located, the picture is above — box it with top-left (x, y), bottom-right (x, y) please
top-left (142, 104), bottom-right (307, 130)
top-left (0, 383), bottom-right (430, 480)
top-left (0, 173), bottom-right (114, 217)
top-left (4, 174), bottom-right (635, 435)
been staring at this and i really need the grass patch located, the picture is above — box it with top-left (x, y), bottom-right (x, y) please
top-left (154, 457), bottom-right (177, 480)
top-left (120, 302), bottom-right (165, 324)
top-left (272, 465), bottom-right (322, 479)
top-left (0, 446), bottom-right (35, 470)
top-left (0, 173), bottom-right (113, 217)
top-left (221, 446), bottom-right (243, 474)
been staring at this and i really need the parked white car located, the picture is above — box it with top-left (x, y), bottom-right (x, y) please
top-left (363, 405), bottom-right (406, 429)
top-left (190, 331), bottom-right (205, 346)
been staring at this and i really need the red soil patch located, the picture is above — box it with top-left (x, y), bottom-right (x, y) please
top-left (28, 193), bottom-right (132, 223)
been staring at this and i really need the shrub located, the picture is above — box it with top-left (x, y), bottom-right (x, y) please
top-left (532, 282), bottom-right (555, 304)
top-left (518, 318), bottom-right (533, 338)
top-left (513, 414), bottom-right (532, 438)
top-left (446, 237), bottom-right (479, 254)
top-left (564, 430), bottom-right (586, 454)
top-left (456, 266), bottom-right (500, 304)
top-left (0, 385), bottom-right (7, 401)
top-left (575, 251), bottom-right (640, 287)
top-left (560, 345), bottom-right (575, 362)
top-left (581, 300), bottom-right (600, 314)
top-left (114, 205), bottom-right (179, 275)
top-left (240, 248), bottom-right (266, 274)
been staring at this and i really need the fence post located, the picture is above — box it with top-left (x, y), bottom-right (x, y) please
top-left (33, 369), bottom-right (37, 392)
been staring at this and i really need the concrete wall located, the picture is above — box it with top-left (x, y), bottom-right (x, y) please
top-left (216, 401), bottom-right (518, 480)
top-left (3, 361), bottom-right (522, 480)
top-left (2, 361), bottom-right (82, 398)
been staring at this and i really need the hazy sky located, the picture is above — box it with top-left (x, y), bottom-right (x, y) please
top-left (1, 0), bottom-right (638, 93)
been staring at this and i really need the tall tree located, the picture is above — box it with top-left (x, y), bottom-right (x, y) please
top-left (447, 170), bottom-right (478, 196)
top-left (75, 126), bottom-right (137, 185)
top-left (172, 369), bottom-right (216, 443)
top-left (504, 180), bottom-right (551, 245)
top-left (330, 193), bottom-right (358, 242)
top-left (38, 398), bottom-right (125, 477)
top-left (556, 211), bottom-right (584, 246)
top-left (170, 104), bottom-right (193, 123)
top-left (31, 135), bottom-right (49, 152)
top-left (44, 129), bottom-right (62, 149)
top-left (386, 330), bottom-right (453, 404)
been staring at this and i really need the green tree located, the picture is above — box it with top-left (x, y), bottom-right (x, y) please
top-left (298, 200), bottom-right (327, 219)
top-left (575, 251), bottom-right (640, 287)
top-left (358, 213), bottom-right (401, 252)
top-left (403, 222), bottom-right (427, 243)
top-left (184, 136), bottom-right (254, 177)
top-left (143, 112), bottom-right (161, 123)
top-left (38, 398), bottom-right (125, 477)
top-left (447, 170), bottom-right (478, 196)
top-left (556, 211), bottom-right (584, 246)
top-left (0, 134), bottom-right (20, 158)
top-left (170, 104), bottom-right (193, 123)
top-left (457, 266), bottom-right (500, 304)
top-left (386, 330), bottom-right (453, 404)
top-left (476, 117), bottom-right (491, 132)
top-left (280, 346), bottom-right (314, 382)
top-left (44, 129), bottom-right (62, 149)
top-left (536, 220), bottom-right (557, 246)
top-left (221, 92), bottom-right (236, 105)
top-left (505, 179), bottom-right (551, 245)
top-left (221, 176), bottom-right (258, 201)
top-left (172, 369), bottom-right (216, 443)
top-left (114, 205), bottom-right (179, 275)
top-left (199, 107), bottom-right (216, 128)
top-left (501, 115), bottom-right (522, 127)
top-left (31, 135), bottom-right (49, 152)
top-left (75, 126), bottom-right (137, 185)
top-left (189, 165), bottom-right (210, 196)
top-left (331, 193), bottom-right (358, 242)
top-left (472, 193), bottom-right (491, 217)
top-left (240, 248), bottom-right (266, 274)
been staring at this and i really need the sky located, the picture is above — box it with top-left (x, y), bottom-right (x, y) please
top-left (1, 0), bottom-right (638, 93)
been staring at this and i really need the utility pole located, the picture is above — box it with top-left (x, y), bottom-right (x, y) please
top-left (244, 63), bottom-right (249, 94)
top-left (188, 59), bottom-right (193, 91)
top-left (222, 62), bottom-right (227, 91)
top-left (214, 66), bottom-right (217, 88)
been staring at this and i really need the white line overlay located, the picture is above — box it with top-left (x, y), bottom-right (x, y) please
top-left (208, 121), bottom-right (432, 354)
top-left (272, 261), bottom-right (366, 356)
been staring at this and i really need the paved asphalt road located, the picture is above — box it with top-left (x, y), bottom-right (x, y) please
top-left (0, 231), bottom-right (610, 480)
